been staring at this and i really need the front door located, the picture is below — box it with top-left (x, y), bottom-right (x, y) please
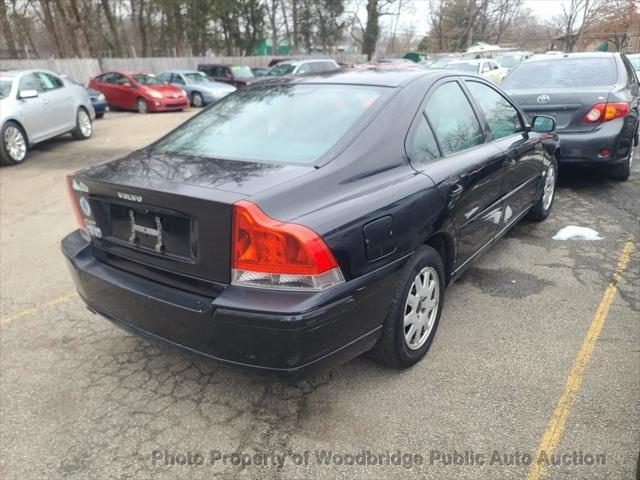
top-left (465, 80), bottom-right (542, 220)
top-left (416, 80), bottom-right (506, 267)
top-left (16, 73), bottom-right (50, 142)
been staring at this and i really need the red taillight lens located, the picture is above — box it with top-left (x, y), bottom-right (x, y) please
top-left (582, 102), bottom-right (629, 123)
top-left (231, 200), bottom-right (344, 291)
top-left (66, 175), bottom-right (85, 229)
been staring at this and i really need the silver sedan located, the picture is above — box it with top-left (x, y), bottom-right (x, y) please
top-left (0, 69), bottom-right (95, 166)
top-left (158, 70), bottom-right (236, 107)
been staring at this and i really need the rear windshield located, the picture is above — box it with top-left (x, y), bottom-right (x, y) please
top-left (153, 84), bottom-right (387, 165)
top-left (502, 58), bottom-right (617, 89)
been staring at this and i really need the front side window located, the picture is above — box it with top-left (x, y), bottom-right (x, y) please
top-left (18, 74), bottom-right (44, 93)
top-left (153, 84), bottom-right (387, 164)
top-left (466, 81), bottom-right (523, 140)
top-left (158, 73), bottom-right (171, 82)
top-left (184, 72), bottom-right (209, 84)
top-left (36, 72), bottom-right (63, 90)
top-left (132, 74), bottom-right (163, 86)
top-left (425, 82), bottom-right (484, 155)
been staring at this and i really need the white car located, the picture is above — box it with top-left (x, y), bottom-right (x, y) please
top-left (265, 59), bottom-right (340, 77)
top-left (444, 59), bottom-right (509, 84)
top-left (0, 69), bottom-right (95, 166)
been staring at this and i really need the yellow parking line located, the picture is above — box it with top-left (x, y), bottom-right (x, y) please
top-left (0, 291), bottom-right (78, 327)
top-left (526, 235), bottom-right (636, 480)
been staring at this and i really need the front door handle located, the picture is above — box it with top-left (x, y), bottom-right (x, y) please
top-left (450, 183), bottom-right (464, 196)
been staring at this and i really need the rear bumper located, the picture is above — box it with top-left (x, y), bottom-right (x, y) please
top-left (148, 97), bottom-right (190, 112)
top-left (61, 230), bottom-right (399, 377)
top-left (91, 100), bottom-right (108, 115)
top-left (557, 118), bottom-right (633, 165)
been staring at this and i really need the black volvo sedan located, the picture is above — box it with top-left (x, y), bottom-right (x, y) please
top-left (62, 69), bottom-right (558, 376)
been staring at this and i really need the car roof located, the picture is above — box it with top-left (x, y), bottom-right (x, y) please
top-left (161, 70), bottom-right (203, 74)
top-left (526, 52), bottom-right (619, 63)
top-left (247, 68), bottom-right (451, 88)
top-left (449, 59), bottom-right (484, 64)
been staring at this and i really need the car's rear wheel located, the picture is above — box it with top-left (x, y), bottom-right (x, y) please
top-left (191, 92), bottom-right (204, 107)
top-left (371, 245), bottom-right (445, 368)
top-left (0, 122), bottom-right (28, 166)
top-left (609, 143), bottom-right (633, 181)
top-left (71, 108), bottom-right (93, 140)
top-left (136, 97), bottom-right (148, 114)
top-left (527, 157), bottom-right (556, 221)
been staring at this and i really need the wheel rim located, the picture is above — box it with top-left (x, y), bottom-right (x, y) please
top-left (404, 266), bottom-right (440, 350)
top-left (193, 94), bottom-right (203, 107)
top-left (4, 126), bottom-right (26, 162)
top-left (138, 99), bottom-right (147, 113)
top-left (78, 110), bottom-right (92, 137)
top-left (542, 164), bottom-right (555, 211)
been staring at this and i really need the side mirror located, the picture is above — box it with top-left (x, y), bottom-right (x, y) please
top-left (531, 115), bottom-right (556, 133)
top-left (18, 89), bottom-right (38, 99)
top-left (123, 82), bottom-right (132, 88)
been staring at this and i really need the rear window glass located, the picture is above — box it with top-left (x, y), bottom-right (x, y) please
top-left (502, 58), bottom-right (617, 89)
top-left (153, 84), bottom-right (387, 164)
top-left (0, 78), bottom-right (13, 98)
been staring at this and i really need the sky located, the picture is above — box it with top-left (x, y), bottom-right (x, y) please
top-left (382, 0), bottom-right (570, 37)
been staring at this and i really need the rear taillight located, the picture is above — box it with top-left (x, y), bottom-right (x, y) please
top-left (582, 102), bottom-right (630, 123)
top-left (231, 200), bottom-right (344, 291)
top-left (66, 175), bottom-right (85, 229)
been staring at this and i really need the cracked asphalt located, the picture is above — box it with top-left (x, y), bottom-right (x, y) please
top-left (1, 111), bottom-right (638, 480)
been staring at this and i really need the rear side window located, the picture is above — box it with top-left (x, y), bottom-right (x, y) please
top-left (153, 84), bottom-right (387, 164)
top-left (410, 116), bottom-right (440, 164)
top-left (466, 81), bottom-right (523, 139)
top-left (425, 82), bottom-right (484, 155)
top-left (502, 58), bottom-right (617, 89)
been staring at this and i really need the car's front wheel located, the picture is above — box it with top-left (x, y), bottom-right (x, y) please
top-left (527, 157), bottom-right (556, 221)
top-left (136, 97), bottom-right (148, 114)
top-left (71, 108), bottom-right (93, 140)
top-left (371, 245), bottom-right (445, 368)
top-left (0, 121), bottom-right (28, 166)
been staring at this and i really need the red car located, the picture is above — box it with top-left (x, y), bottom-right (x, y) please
top-left (88, 71), bottom-right (189, 113)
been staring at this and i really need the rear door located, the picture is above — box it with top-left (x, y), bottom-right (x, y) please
top-left (407, 79), bottom-right (507, 267)
top-left (465, 79), bottom-right (542, 218)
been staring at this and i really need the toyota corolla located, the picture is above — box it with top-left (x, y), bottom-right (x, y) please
top-left (62, 69), bottom-right (558, 376)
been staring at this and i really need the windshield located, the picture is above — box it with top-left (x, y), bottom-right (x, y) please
top-left (495, 55), bottom-right (520, 68)
top-left (184, 72), bottom-right (210, 84)
top-left (502, 58), bottom-right (617, 89)
top-left (267, 63), bottom-right (295, 76)
top-left (153, 84), bottom-right (387, 164)
top-left (132, 74), bottom-right (163, 86)
top-left (0, 78), bottom-right (13, 98)
top-left (231, 66), bottom-right (254, 79)
top-left (445, 62), bottom-right (479, 73)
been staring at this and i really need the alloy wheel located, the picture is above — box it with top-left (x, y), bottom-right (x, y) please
top-left (137, 99), bottom-right (148, 113)
top-left (404, 266), bottom-right (440, 350)
top-left (192, 93), bottom-right (203, 107)
top-left (4, 126), bottom-right (26, 162)
top-left (542, 164), bottom-right (555, 211)
top-left (78, 110), bottom-right (92, 137)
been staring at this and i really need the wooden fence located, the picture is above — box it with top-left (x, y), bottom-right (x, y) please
top-left (0, 54), bottom-right (367, 84)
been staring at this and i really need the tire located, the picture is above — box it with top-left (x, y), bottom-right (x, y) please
top-left (609, 135), bottom-right (634, 181)
top-left (136, 97), bottom-right (148, 114)
top-left (371, 245), bottom-right (445, 369)
top-left (191, 92), bottom-right (204, 107)
top-left (71, 108), bottom-right (93, 140)
top-left (0, 121), bottom-right (28, 166)
top-left (527, 156), bottom-right (557, 221)
top-left (95, 112), bottom-right (104, 119)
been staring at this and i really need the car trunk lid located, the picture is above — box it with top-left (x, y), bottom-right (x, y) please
top-left (506, 87), bottom-right (613, 133)
top-left (71, 150), bottom-right (312, 287)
